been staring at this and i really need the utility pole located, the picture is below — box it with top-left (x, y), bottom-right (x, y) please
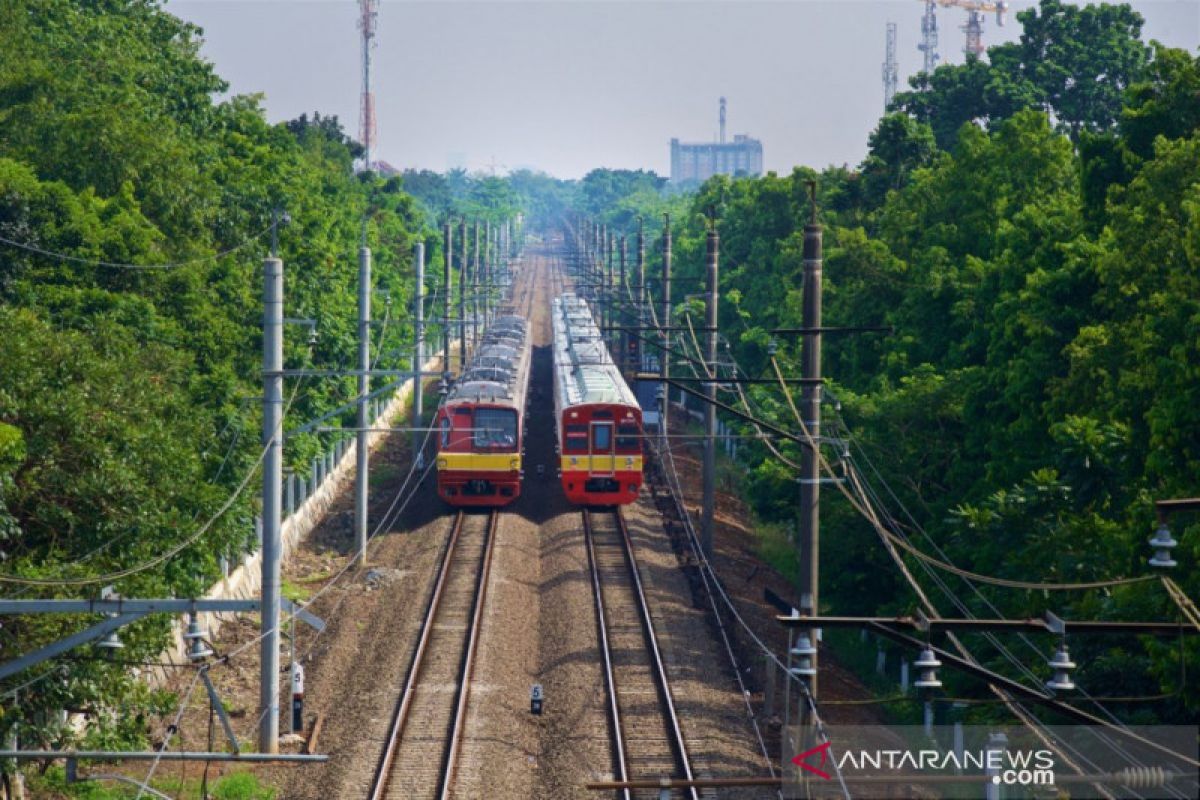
top-left (798, 182), bottom-right (823, 698)
top-left (459, 219), bottom-right (468, 371)
top-left (636, 216), bottom-right (645, 375)
top-left (702, 222), bottom-right (719, 561)
top-left (660, 214), bottom-right (672, 445)
top-left (472, 220), bottom-right (481, 347)
top-left (442, 221), bottom-right (452, 394)
top-left (355, 234), bottom-right (371, 564)
top-left (484, 220), bottom-right (492, 329)
top-left (619, 234), bottom-right (627, 374)
top-left (412, 241), bottom-right (425, 466)
top-left (259, 247), bottom-right (283, 753)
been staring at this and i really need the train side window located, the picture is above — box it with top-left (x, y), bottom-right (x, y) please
top-left (440, 417), bottom-right (451, 448)
top-left (616, 424), bottom-right (640, 452)
top-left (565, 423), bottom-right (588, 452)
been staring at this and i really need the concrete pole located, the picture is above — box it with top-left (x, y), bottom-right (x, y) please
top-left (702, 226), bottom-right (719, 560)
top-left (637, 216), bottom-right (646, 343)
top-left (356, 242), bottom-right (371, 564)
top-left (619, 234), bottom-right (627, 372)
top-left (799, 189), bottom-right (824, 699)
top-left (412, 242), bottom-right (425, 466)
top-left (459, 219), bottom-right (468, 371)
top-left (660, 214), bottom-right (672, 444)
top-left (259, 254), bottom-right (284, 753)
top-left (484, 220), bottom-right (492, 328)
top-left (472, 220), bottom-right (481, 345)
top-left (442, 222), bottom-right (452, 393)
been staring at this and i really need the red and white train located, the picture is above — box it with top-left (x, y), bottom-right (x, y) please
top-left (434, 315), bottom-right (531, 506)
top-left (552, 294), bottom-right (643, 506)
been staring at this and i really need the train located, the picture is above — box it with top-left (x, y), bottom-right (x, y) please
top-left (434, 314), bottom-right (531, 506)
top-left (551, 294), bottom-right (643, 506)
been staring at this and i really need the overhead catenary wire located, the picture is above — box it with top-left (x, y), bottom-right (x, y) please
top-left (0, 380), bottom-right (305, 587)
top-left (0, 223), bottom-right (275, 271)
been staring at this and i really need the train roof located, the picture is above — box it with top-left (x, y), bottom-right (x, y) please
top-left (551, 294), bottom-right (639, 408)
top-left (445, 312), bottom-right (531, 409)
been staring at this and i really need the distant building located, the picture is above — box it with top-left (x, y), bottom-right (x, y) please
top-left (670, 98), bottom-right (763, 183)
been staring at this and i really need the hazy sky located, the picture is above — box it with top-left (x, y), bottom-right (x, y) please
top-left (171, 1), bottom-right (1200, 178)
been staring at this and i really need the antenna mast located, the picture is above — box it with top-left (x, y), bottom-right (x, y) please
top-left (918, 0), bottom-right (939, 74)
top-left (882, 23), bottom-right (898, 109)
top-left (358, 0), bottom-right (379, 171)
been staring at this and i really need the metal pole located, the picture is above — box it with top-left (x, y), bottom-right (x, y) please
top-left (259, 253), bottom-right (283, 753)
top-left (637, 216), bottom-right (646, 355)
top-left (459, 219), bottom-right (468, 370)
top-left (799, 185), bottom-right (823, 700)
top-left (356, 241), bottom-right (371, 564)
top-left (660, 214), bottom-right (672, 444)
top-left (472, 220), bottom-right (481, 345)
top-left (412, 242), bottom-right (425, 466)
top-left (702, 225), bottom-right (718, 560)
top-left (442, 222), bottom-right (452, 393)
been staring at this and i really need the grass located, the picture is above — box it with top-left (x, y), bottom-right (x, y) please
top-left (280, 577), bottom-right (310, 603)
top-left (27, 767), bottom-right (276, 799)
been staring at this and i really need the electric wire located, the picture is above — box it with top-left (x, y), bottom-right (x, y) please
top-left (0, 223), bottom-right (274, 271)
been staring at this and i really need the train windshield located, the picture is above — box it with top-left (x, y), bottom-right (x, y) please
top-left (473, 408), bottom-right (517, 450)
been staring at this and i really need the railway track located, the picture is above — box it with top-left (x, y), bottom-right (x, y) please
top-left (584, 507), bottom-right (699, 800)
top-left (367, 509), bottom-right (499, 800)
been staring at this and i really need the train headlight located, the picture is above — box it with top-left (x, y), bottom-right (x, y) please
top-left (625, 457), bottom-right (634, 467)
top-left (510, 457), bottom-right (520, 472)
top-left (437, 458), bottom-right (447, 470)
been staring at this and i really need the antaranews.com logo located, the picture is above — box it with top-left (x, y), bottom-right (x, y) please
top-left (783, 725), bottom-right (1197, 799)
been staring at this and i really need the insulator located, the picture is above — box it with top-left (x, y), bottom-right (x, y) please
top-left (1148, 523), bottom-right (1178, 568)
top-left (96, 630), bottom-right (124, 652)
top-left (913, 647), bottom-right (942, 689)
top-left (790, 633), bottom-right (817, 677)
top-left (1045, 642), bottom-right (1076, 692)
top-left (185, 614), bottom-right (213, 662)
top-left (1111, 766), bottom-right (1168, 789)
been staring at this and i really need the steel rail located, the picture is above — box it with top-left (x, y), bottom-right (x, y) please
top-left (439, 509), bottom-right (499, 799)
top-left (586, 507), bottom-right (699, 800)
top-left (584, 509), bottom-right (632, 800)
top-left (368, 509), bottom-right (492, 800)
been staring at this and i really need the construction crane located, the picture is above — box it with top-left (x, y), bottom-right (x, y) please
top-left (918, 0), bottom-right (1009, 65)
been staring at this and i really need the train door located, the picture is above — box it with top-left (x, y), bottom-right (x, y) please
top-left (590, 419), bottom-right (615, 476)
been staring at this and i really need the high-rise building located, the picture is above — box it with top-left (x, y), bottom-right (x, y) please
top-left (670, 99), bottom-right (763, 183)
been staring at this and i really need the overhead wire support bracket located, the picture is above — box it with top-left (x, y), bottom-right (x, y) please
top-left (775, 612), bottom-right (1200, 637)
top-left (770, 325), bottom-right (894, 335)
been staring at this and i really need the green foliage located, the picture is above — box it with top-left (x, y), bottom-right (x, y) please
top-left (622, 20), bottom-right (1200, 720)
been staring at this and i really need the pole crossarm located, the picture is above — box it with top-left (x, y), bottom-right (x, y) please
top-left (0, 598), bottom-right (320, 681)
top-left (0, 750), bottom-right (327, 763)
top-left (0, 599), bottom-right (258, 614)
top-left (640, 375), bottom-right (824, 385)
top-left (866, 623), bottom-right (1200, 767)
top-left (776, 613), bottom-right (1200, 636)
top-left (770, 325), bottom-right (894, 335)
top-left (0, 613), bottom-right (141, 681)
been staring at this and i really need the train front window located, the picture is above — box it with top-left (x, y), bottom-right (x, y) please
top-left (565, 423), bottom-right (588, 452)
top-left (616, 424), bottom-right (640, 453)
top-left (474, 408), bottom-right (517, 450)
top-left (440, 417), bottom-right (451, 448)
top-left (592, 423), bottom-right (612, 452)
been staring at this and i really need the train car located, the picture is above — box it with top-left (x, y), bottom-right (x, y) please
top-left (552, 294), bottom-right (643, 505)
top-left (434, 314), bottom-right (531, 506)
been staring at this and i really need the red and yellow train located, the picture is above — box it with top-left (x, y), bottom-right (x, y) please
top-left (434, 315), bottom-right (531, 506)
top-left (552, 294), bottom-right (643, 506)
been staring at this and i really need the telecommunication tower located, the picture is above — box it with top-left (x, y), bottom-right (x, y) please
top-left (918, 0), bottom-right (939, 74)
top-left (719, 96), bottom-right (727, 144)
top-left (882, 23), bottom-right (899, 109)
top-left (358, 0), bottom-right (379, 171)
